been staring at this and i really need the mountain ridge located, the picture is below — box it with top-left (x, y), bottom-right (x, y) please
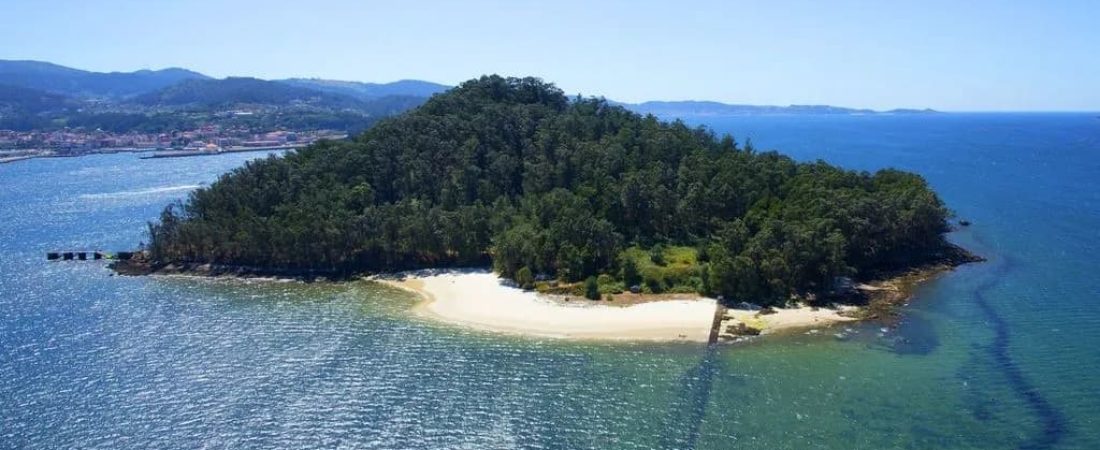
top-left (133, 77), bottom-right (368, 109)
top-left (0, 60), bottom-right (939, 134)
top-left (0, 60), bottom-right (934, 115)
top-left (0, 60), bottom-right (210, 98)
top-left (278, 78), bottom-right (450, 100)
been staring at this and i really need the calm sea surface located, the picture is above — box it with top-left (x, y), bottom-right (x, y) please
top-left (2, 113), bottom-right (1098, 449)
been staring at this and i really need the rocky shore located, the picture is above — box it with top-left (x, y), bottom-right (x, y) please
top-left (714, 243), bottom-right (985, 340)
top-left (109, 256), bottom-right (348, 282)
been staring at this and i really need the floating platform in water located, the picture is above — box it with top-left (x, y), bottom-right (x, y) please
top-left (47, 251), bottom-right (134, 261)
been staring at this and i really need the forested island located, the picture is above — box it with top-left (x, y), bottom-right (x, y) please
top-left (121, 75), bottom-right (979, 308)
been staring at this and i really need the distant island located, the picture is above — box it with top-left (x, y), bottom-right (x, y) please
top-left (620, 100), bottom-right (939, 117)
top-left (114, 76), bottom-right (980, 340)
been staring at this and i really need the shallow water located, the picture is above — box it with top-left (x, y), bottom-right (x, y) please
top-left (2, 114), bottom-right (1098, 449)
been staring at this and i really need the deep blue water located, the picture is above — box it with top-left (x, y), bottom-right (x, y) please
top-left (2, 113), bottom-right (1098, 449)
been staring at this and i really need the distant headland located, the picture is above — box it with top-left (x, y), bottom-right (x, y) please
top-left (619, 100), bottom-right (939, 117)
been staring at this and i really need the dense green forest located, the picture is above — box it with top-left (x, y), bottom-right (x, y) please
top-left (145, 76), bottom-right (961, 306)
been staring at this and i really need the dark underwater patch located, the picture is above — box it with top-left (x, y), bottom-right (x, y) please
top-left (971, 255), bottom-right (1067, 449)
top-left (886, 313), bottom-right (941, 356)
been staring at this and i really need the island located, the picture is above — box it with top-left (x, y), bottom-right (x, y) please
top-left (620, 100), bottom-right (939, 117)
top-left (113, 75), bottom-right (981, 342)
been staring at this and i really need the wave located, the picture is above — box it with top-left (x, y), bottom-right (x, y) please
top-left (79, 184), bottom-right (202, 200)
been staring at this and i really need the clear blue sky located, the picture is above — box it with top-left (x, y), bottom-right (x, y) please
top-left (2, 0), bottom-right (1097, 111)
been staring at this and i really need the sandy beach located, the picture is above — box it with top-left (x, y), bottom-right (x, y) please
top-left (378, 270), bottom-right (716, 342)
top-left (376, 269), bottom-right (860, 343)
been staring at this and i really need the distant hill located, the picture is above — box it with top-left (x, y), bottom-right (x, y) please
top-left (131, 77), bottom-right (429, 116)
top-left (623, 100), bottom-right (937, 117)
top-left (0, 61), bottom-right (447, 133)
top-left (279, 78), bottom-right (450, 100)
top-left (0, 84), bottom-right (82, 130)
top-left (132, 77), bottom-right (366, 109)
top-left (0, 60), bottom-right (209, 98)
top-left (0, 84), bottom-right (77, 114)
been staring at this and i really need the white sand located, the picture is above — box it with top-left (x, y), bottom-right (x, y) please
top-left (722, 305), bottom-right (858, 336)
top-left (375, 269), bottom-right (863, 342)
top-left (376, 270), bottom-right (717, 342)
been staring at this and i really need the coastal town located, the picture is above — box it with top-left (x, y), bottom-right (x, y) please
top-left (0, 126), bottom-right (347, 163)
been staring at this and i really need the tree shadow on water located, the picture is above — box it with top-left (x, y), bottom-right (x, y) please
top-left (656, 345), bottom-right (726, 450)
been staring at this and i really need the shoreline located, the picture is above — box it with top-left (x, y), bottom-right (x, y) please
top-left (110, 247), bottom-right (981, 344)
top-left (109, 260), bottom-right (351, 281)
top-left (0, 155), bottom-right (40, 164)
top-left (376, 270), bottom-right (718, 342)
top-left (139, 145), bottom-right (302, 159)
top-left (0, 145), bottom-right (297, 165)
top-left (375, 269), bottom-right (865, 343)
top-left (0, 148), bottom-right (152, 165)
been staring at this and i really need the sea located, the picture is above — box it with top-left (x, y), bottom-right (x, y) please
top-left (2, 113), bottom-right (1098, 449)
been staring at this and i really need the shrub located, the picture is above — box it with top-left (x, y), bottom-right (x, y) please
top-left (600, 281), bottom-right (626, 294)
top-left (644, 273), bottom-right (664, 293)
top-left (584, 276), bottom-right (601, 300)
top-left (699, 263), bottom-right (711, 295)
top-left (597, 273), bottom-right (614, 286)
top-left (515, 266), bottom-right (534, 290)
top-left (650, 244), bottom-right (667, 266)
top-left (621, 256), bottom-right (641, 287)
top-left (696, 242), bottom-right (710, 262)
top-left (596, 273), bottom-right (624, 294)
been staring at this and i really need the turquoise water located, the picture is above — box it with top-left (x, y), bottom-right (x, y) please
top-left (2, 114), bottom-right (1098, 449)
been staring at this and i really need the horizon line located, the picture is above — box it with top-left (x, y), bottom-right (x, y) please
top-left (4, 58), bottom-right (1099, 114)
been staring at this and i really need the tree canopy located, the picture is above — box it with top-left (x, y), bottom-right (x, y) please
top-left (145, 75), bottom-right (956, 306)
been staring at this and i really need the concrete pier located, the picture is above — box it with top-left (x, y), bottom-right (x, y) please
top-left (707, 304), bottom-right (727, 345)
